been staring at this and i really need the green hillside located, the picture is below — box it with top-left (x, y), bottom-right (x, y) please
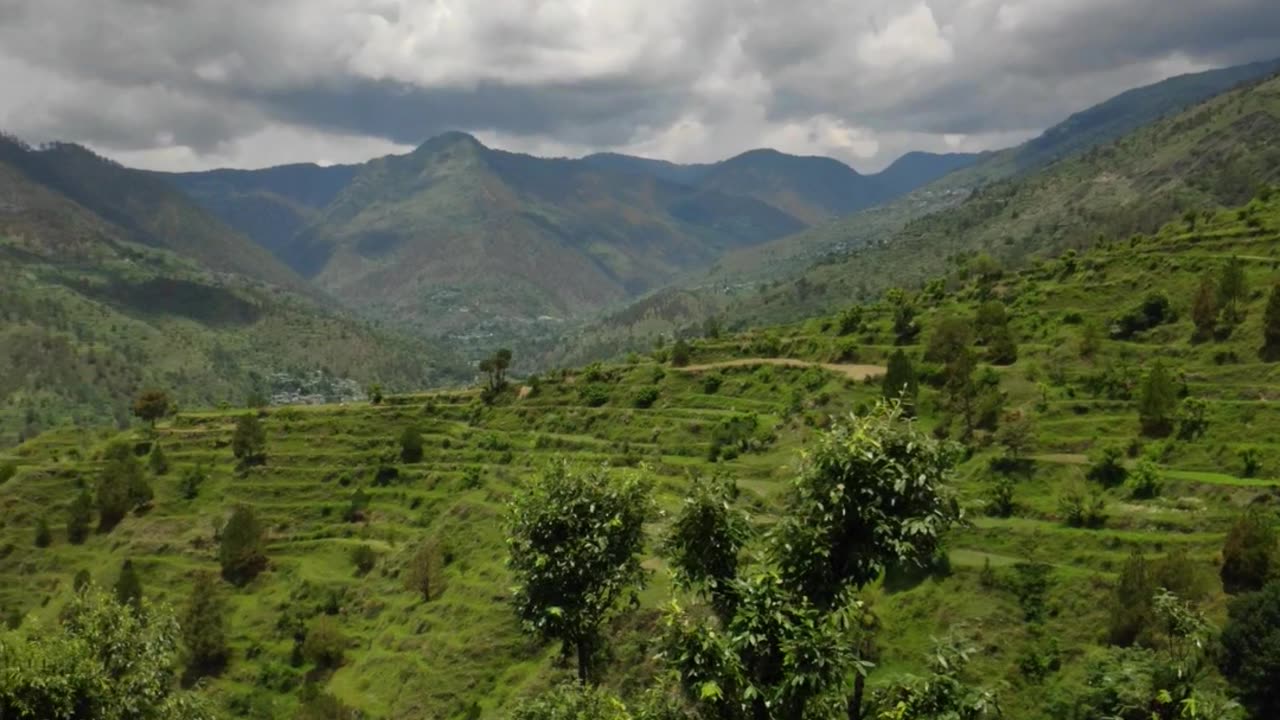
top-left (556, 63), bottom-right (1280, 366)
top-left (0, 140), bottom-right (465, 444)
top-left (4, 188), bottom-right (1280, 717)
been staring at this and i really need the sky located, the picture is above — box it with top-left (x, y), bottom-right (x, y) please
top-left (1, 1), bottom-right (1278, 173)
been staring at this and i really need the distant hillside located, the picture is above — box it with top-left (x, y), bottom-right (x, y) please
top-left (0, 140), bottom-right (463, 443)
top-left (554, 58), bottom-right (1280, 366)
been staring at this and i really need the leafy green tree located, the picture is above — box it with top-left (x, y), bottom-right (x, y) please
top-left (405, 536), bottom-right (446, 601)
top-left (65, 488), bottom-right (91, 544)
top-left (96, 442), bottom-right (147, 531)
top-left (1078, 320), bottom-right (1103, 359)
top-left (1137, 360), bottom-right (1177, 437)
top-left (944, 347), bottom-right (980, 441)
top-left (147, 442), bottom-right (169, 476)
top-left (301, 615), bottom-right (347, 669)
top-left (220, 505), bottom-right (266, 586)
top-left (1218, 581), bottom-right (1280, 717)
top-left (479, 348), bottom-right (514, 391)
top-left (986, 324), bottom-right (1018, 366)
top-left (1191, 272), bottom-right (1218, 342)
top-left (670, 338), bottom-right (692, 367)
top-left (974, 301), bottom-right (1008, 346)
top-left (399, 426), bottom-right (424, 463)
top-left (837, 306), bottom-right (864, 336)
top-left (1086, 445), bottom-right (1128, 488)
top-left (366, 383), bottom-right (384, 404)
top-left (881, 350), bottom-right (919, 413)
top-left (924, 316), bottom-right (973, 363)
top-left (1262, 282), bottom-right (1280, 361)
top-left (1175, 397), bottom-right (1209, 440)
top-left (231, 413), bottom-right (267, 467)
top-left (1221, 508), bottom-right (1277, 594)
top-left (869, 637), bottom-right (1000, 719)
top-left (181, 572), bottom-right (229, 678)
top-left (0, 586), bottom-right (214, 719)
top-left (180, 466), bottom-right (206, 500)
top-left (1218, 256), bottom-right (1248, 325)
top-left (1108, 552), bottom-right (1153, 646)
top-left (994, 409), bottom-right (1036, 461)
top-left (114, 559), bottom-right (143, 613)
top-left (888, 288), bottom-right (920, 345)
top-left (506, 462), bottom-right (653, 684)
top-left (33, 517), bottom-right (51, 548)
top-left (132, 388), bottom-right (171, 427)
top-left (663, 477), bottom-right (751, 620)
top-left (512, 683), bottom-right (634, 720)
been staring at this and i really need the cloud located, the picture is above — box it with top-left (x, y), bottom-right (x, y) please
top-left (0, 0), bottom-right (1277, 171)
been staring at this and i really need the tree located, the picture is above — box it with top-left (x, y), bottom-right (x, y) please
top-left (925, 316), bottom-right (973, 363)
top-left (888, 288), bottom-right (920, 345)
top-left (1086, 445), bottom-right (1128, 488)
top-left (868, 637), bottom-right (1000, 719)
top-left (1262, 282), bottom-right (1280, 361)
top-left (220, 505), bottom-right (266, 585)
top-left (480, 348), bottom-right (514, 392)
top-left (663, 477), bottom-right (751, 620)
top-left (66, 488), bottom-right (91, 544)
top-left (366, 383), bottom-right (384, 404)
top-left (944, 347), bottom-right (981, 441)
top-left (1218, 580), bottom-right (1280, 717)
top-left (132, 389), bottom-right (171, 426)
top-left (181, 572), bottom-right (229, 678)
top-left (974, 301), bottom-right (1008, 346)
top-left (1218, 256), bottom-right (1248, 325)
top-left (512, 683), bottom-right (634, 720)
top-left (1078, 320), bottom-right (1103, 359)
top-left (704, 316), bottom-right (723, 340)
top-left (994, 409), bottom-right (1036, 461)
top-left (96, 442), bottom-right (147, 531)
top-left (670, 339), bottom-right (692, 368)
top-left (405, 536), bottom-right (446, 601)
top-left (881, 350), bottom-right (919, 413)
top-left (231, 413), bottom-right (266, 467)
top-left (837, 306), bottom-right (864, 336)
top-left (301, 616), bottom-right (347, 670)
top-left (1109, 552), bottom-right (1153, 646)
top-left (33, 517), bottom-right (51, 548)
top-left (180, 466), bottom-right (207, 500)
top-left (114, 559), bottom-right (143, 613)
top-left (1190, 272), bottom-right (1218, 342)
top-left (399, 426), bottom-right (424, 463)
top-left (986, 324), bottom-right (1018, 366)
top-left (1221, 508), bottom-right (1278, 594)
top-left (1137, 360), bottom-right (1177, 437)
top-left (148, 442), bottom-right (169, 475)
top-left (0, 587), bottom-right (214, 720)
top-left (506, 462), bottom-right (653, 684)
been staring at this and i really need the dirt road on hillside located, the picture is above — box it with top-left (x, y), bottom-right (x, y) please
top-left (677, 358), bottom-right (886, 381)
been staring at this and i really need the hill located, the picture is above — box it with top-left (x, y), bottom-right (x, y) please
top-left (2, 187), bottom-right (1279, 717)
top-left (554, 59), bottom-right (1280, 365)
top-left (0, 138), bottom-right (465, 443)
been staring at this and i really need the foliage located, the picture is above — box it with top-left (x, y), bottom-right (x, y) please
top-left (1238, 448), bottom-right (1260, 479)
top-left (1174, 397), bottom-right (1209, 441)
top-left (350, 544), bottom-right (378, 576)
top-left (993, 410), bottom-right (1035, 460)
top-left (65, 489), bottom-right (91, 544)
top-left (367, 383), bottom-right (384, 405)
top-left (670, 339), bottom-right (692, 368)
top-left (1190, 272), bottom-right (1218, 342)
top-left (1111, 292), bottom-right (1174, 340)
top-left (132, 389), bottom-right (172, 426)
top-left (924, 316), bottom-right (973, 364)
top-left (114, 559), bottom-right (143, 613)
top-left (1137, 361), bottom-right (1177, 437)
top-left (96, 442), bottom-right (149, 531)
top-left (1218, 256), bottom-right (1248, 325)
top-left (870, 637), bottom-right (1001, 720)
top-left (1262, 282), bottom-right (1280, 361)
top-left (1126, 460), bottom-right (1162, 500)
top-left (632, 386), bottom-right (660, 409)
top-left (1058, 483), bottom-right (1106, 529)
top-left (232, 413), bottom-right (267, 467)
top-left (0, 586), bottom-right (214, 720)
top-left (890, 289), bottom-right (920, 345)
top-left (1084, 445), bottom-right (1127, 488)
top-left (302, 616), bottom-right (348, 670)
top-left (837, 306), bottom-right (864, 336)
top-left (506, 462), bottom-right (653, 683)
top-left (0, 462), bottom-right (15, 485)
top-left (147, 442), bottom-right (169, 476)
top-left (405, 537), bottom-right (446, 602)
top-left (1108, 552), bottom-right (1152, 647)
top-left (180, 466), bottom-right (207, 500)
top-left (882, 350), bottom-right (919, 413)
top-left (220, 505), bottom-right (266, 586)
top-left (772, 402), bottom-right (962, 609)
top-left (181, 572), bottom-right (229, 678)
top-left (479, 349), bottom-right (513, 393)
top-left (1220, 508), bottom-right (1277, 595)
top-left (399, 426), bottom-right (424, 463)
top-left (1218, 581), bottom-right (1280, 718)
top-left (663, 477), bottom-right (751, 620)
top-left (986, 477), bottom-right (1015, 518)
top-left (33, 517), bottom-right (51, 548)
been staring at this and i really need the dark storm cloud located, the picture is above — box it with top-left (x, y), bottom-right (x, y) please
top-left (0, 0), bottom-right (1277, 170)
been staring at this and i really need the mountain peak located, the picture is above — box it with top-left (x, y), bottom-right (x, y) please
top-left (415, 131), bottom-right (485, 154)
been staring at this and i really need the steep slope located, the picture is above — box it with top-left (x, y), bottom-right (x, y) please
top-left (4, 191), bottom-right (1279, 718)
top-left (555, 59), bottom-right (1280, 365)
top-left (161, 163), bottom-right (360, 259)
top-left (873, 150), bottom-right (985, 197)
top-left (279, 132), bottom-right (803, 344)
top-left (0, 145), bottom-right (464, 443)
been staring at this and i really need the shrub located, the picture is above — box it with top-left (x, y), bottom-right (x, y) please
top-left (66, 489), bottom-right (92, 544)
top-left (399, 426), bottom-right (424, 463)
top-left (301, 616), bottom-right (347, 669)
top-left (180, 466), bottom-right (207, 500)
top-left (1218, 581), bottom-right (1280, 717)
top-left (182, 572), bottom-right (229, 678)
top-left (670, 339), bottom-right (691, 367)
top-left (1059, 483), bottom-right (1106, 528)
top-left (220, 506), bottom-right (266, 586)
top-left (702, 374), bottom-right (723, 394)
top-left (350, 545), bottom-right (378, 576)
top-left (232, 414), bottom-right (267, 467)
top-left (631, 387), bottom-right (659, 409)
top-left (1127, 459), bottom-right (1162, 499)
top-left (1221, 508), bottom-right (1278, 594)
top-left (0, 462), bottom-right (15, 484)
top-left (578, 384), bottom-right (610, 408)
top-left (405, 537), bottom-right (447, 601)
top-left (1175, 397), bottom-right (1209, 440)
top-left (147, 443), bottom-right (169, 476)
top-left (344, 488), bottom-right (370, 523)
top-left (987, 477), bottom-right (1015, 518)
top-left (1136, 360), bottom-right (1177, 437)
top-left (33, 517), bottom-right (51, 548)
top-left (1240, 448), bottom-right (1261, 479)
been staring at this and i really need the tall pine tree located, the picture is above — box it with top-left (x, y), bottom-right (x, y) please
top-left (1137, 360), bottom-right (1177, 437)
top-left (1191, 272), bottom-right (1218, 342)
top-left (1218, 256), bottom-right (1248, 325)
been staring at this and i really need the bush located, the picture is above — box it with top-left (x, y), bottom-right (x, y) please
top-left (147, 443), bottom-right (169, 476)
top-left (702, 374), bottom-right (723, 394)
top-left (1221, 509), bottom-right (1278, 594)
top-left (1127, 459), bottom-right (1162, 499)
top-left (986, 477), bottom-right (1015, 518)
top-left (1059, 483), bottom-right (1106, 528)
top-left (33, 517), bottom-right (51, 548)
top-left (399, 426), bottom-right (424, 463)
top-left (66, 489), bottom-right (92, 544)
top-left (220, 506), bottom-right (266, 586)
top-left (578, 384), bottom-right (610, 408)
top-left (631, 386), bottom-right (659, 409)
top-left (232, 414), bottom-right (267, 467)
top-left (1240, 448), bottom-right (1261, 479)
top-left (180, 466), bottom-right (207, 500)
top-left (350, 545), bottom-right (377, 576)
top-left (670, 339), bottom-right (691, 367)
top-left (1110, 292), bottom-right (1174, 339)
top-left (301, 616), bottom-right (347, 669)
top-left (405, 537), bottom-right (447, 601)
top-left (1218, 581), bottom-right (1280, 717)
top-left (0, 462), bottom-right (15, 484)
top-left (182, 572), bottom-right (229, 678)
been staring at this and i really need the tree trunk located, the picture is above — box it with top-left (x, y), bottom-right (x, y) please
top-left (847, 673), bottom-right (865, 720)
top-left (576, 640), bottom-right (589, 685)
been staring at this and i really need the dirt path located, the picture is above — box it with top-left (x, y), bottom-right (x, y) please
top-left (677, 358), bottom-right (886, 381)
